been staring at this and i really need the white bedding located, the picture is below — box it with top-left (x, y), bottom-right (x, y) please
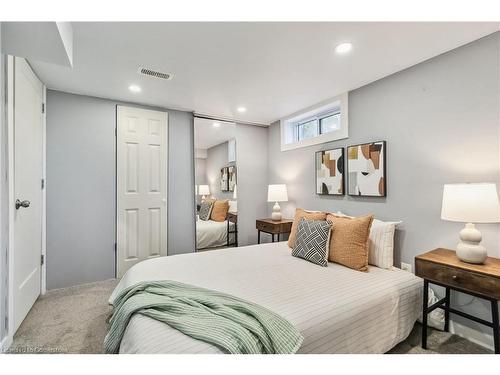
top-left (110, 242), bottom-right (422, 354)
top-left (196, 219), bottom-right (235, 249)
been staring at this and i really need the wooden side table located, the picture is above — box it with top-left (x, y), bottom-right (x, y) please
top-left (227, 212), bottom-right (238, 247)
top-left (256, 218), bottom-right (293, 244)
top-left (415, 248), bottom-right (500, 354)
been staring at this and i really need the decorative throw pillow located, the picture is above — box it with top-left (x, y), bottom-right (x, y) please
top-left (199, 200), bottom-right (215, 221)
top-left (292, 218), bottom-right (332, 267)
top-left (211, 200), bottom-right (229, 222)
top-left (336, 212), bottom-right (402, 269)
top-left (368, 219), bottom-right (402, 269)
top-left (326, 213), bottom-right (374, 272)
top-left (287, 209), bottom-right (327, 248)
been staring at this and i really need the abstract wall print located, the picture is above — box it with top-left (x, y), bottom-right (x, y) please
top-left (347, 141), bottom-right (386, 197)
top-left (315, 148), bottom-right (344, 195)
top-left (228, 165), bottom-right (237, 192)
top-left (220, 167), bottom-right (229, 192)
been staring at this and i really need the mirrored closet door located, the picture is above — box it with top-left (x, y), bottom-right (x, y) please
top-left (194, 117), bottom-right (238, 251)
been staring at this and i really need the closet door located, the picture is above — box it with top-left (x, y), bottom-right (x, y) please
top-left (116, 106), bottom-right (168, 277)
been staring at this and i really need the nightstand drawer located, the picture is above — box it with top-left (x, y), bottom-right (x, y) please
top-left (256, 220), bottom-right (281, 233)
top-left (416, 259), bottom-right (500, 299)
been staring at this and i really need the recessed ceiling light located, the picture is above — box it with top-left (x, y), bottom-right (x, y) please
top-left (213, 122), bottom-right (221, 128)
top-left (237, 107), bottom-right (247, 113)
top-left (128, 84), bottom-right (142, 93)
top-left (334, 42), bottom-right (353, 55)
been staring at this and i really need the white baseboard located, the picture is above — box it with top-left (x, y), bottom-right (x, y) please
top-left (450, 320), bottom-right (494, 352)
top-left (0, 334), bottom-right (13, 353)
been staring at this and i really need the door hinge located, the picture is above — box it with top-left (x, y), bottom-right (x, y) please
top-left (41, 178), bottom-right (45, 190)
top-left (42, 103), bottom-right (45, 114)
top-left (41, 254), bottom-right (45, 266)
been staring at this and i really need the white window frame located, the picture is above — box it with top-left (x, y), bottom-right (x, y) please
top-left (280, 93), bottom-right (348, 151)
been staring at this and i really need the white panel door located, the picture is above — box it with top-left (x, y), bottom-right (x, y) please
top-left (13, 57), bottom-right (44, 333)
top-left (117, 106), bottom-right (168, 277)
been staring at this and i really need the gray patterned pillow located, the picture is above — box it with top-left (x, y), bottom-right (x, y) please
top-left (292, 218), bottom-right (332, 267)
top-left (199, 200), bottom-right (214, 221)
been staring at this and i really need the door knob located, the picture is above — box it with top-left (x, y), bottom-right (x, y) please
top-left (15, 199), bottom-right (30, 210)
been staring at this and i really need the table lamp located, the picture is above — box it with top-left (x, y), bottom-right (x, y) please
top-left (199, 185), bottom-right (210, 201)
top-left (441, 183), bottom-right (500, 264)
top-left (268, 184), bottom-right (288, 221)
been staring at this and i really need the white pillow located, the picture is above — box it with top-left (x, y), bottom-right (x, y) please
top-left (368, 219), bottom-right (402, 269)
top-left (228, 200), bottom-right (237, 213)
top-left (336, 212), bottom-right (401, 269)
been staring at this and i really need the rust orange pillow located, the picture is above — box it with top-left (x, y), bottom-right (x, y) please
top-left (326, 213), bottom-right (374, 272)
top-left (287, 208), bottom-right (327, 248)
top-left (210, 200), bottom-right (229, 222)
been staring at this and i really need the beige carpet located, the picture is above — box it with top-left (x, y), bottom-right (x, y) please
top-left (8, 279), bottom-right (491, 354)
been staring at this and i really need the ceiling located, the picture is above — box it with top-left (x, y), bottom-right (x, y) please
top-left (194, 117), bottom-right (235, 150)
top-left (30, 22), bottom-right (499, 125)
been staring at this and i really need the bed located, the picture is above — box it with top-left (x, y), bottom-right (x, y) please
top-left (110, 241), bottom-right (422, 354)
top-left (196, 219), bottom-right (235, 249)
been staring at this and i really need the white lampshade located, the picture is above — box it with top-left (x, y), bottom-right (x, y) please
top-left (267, 184), bottom-right (288, 202)
top-left (195, 185), bottom-right (198, 195)
top-left (233, 185), bottom-right (237, 199)
top-left (441, 183), bottom-right (500, 223)
top-left (199, 184), bottom-right (210, 196)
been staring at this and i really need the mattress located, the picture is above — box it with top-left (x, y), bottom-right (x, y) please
top-left (110, 242), bottom-right (423, 354)
top-left (196, 219), bottom-right (235, 249)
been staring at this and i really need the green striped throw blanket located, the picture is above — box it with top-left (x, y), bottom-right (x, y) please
top-left (104, 280), bottom-right (303, 354)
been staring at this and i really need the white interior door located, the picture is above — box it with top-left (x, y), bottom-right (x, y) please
top-left (13, 57), bottom-right (44, 333)
top-left (116, 106), bottom-right (168, 277)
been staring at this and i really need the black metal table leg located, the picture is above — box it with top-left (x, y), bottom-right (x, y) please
top-left (258, 230), bottom-right (261, 244)
top-left (277, 233), bottom-right (280, 242)
top-left (422, 280), bottom-right (429, 350)
top-left (444, 287), bottom-right (451, 332)
top-left (271, 234), bottom-right (275, 242)
top-left (492, 300), bottom-right (499, 354)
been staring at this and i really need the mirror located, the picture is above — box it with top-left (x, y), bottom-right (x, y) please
top-left (194, 118), bottom-right (237, 251)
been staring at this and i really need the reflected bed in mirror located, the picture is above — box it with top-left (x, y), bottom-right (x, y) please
top-left (194, 117), bottom-right (238, 251)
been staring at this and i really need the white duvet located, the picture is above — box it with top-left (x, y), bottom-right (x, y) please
top-left (196, 219), bottom-right (235, 249)
top-left (110, 242), bottom-right (422, 354)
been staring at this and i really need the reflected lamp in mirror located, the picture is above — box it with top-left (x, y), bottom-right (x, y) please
top-left (199, 185), bottom-right (210, 201)
top-left (268, 184), bottom-right (288, 221)
top-left (441, 183), bottom-right (500, 264)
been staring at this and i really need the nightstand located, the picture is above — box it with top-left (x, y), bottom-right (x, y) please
top-left (256, 218), bottom-right (293, 244)
top-left (227, 212), bottom-right (238, 247)
top-left (415, 248), bottom-right (500, 353)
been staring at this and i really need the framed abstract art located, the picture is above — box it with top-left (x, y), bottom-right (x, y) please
top-left (220, 167), bottom-right (229, 192)
top-left (228, 165), bottom-right (237, 192)
top-left (347, 141), bottom-right (386, 197)
top-left (315, 148), bottom-right (345, 195)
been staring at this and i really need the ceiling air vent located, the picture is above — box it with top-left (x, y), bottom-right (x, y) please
top-left (138, 67), bottom-right (173, 81)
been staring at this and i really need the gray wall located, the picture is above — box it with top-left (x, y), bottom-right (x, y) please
top-left (206, 141), bottom-right (235, 200)
top-left (46, 90), bottom-right (195, 289)
top-left (0, 24), bottom-right (7, 342)
top-left (267, 33), bottom-right (500, 347)
top-left (194, 157), bottom-right (207, 204)
top-left (236, 124), bottom-right (269, 246)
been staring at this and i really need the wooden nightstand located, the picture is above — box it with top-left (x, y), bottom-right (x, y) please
top-left (415, 248), bottom-right (500, 353)
top-left (256, 218), bottom-right (293, 244)
top-left (227, 212), bottom-right (238, 247)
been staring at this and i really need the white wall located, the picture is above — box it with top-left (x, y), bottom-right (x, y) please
top-left (0, 22), bottom-right (7, 344)
top-left (46, 90), bottom-right (196, 289)
top-left (236, 124), bottom-right (269, 246)
top-left (267, 33), bottom-right (500, 349)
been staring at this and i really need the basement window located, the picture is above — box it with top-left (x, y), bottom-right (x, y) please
top-left (280, 93), bottom-right (348, 151)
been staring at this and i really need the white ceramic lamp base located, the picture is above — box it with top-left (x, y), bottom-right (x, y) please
top-left (271, 202), bottom-right (282, 221)
top-left (456, 223), bottom-right (487, 264)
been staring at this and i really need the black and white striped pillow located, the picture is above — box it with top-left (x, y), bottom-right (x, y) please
top-left (292, 218), bottom-right (332, 267)
top-left (199, 200), bottom-right (214, 221)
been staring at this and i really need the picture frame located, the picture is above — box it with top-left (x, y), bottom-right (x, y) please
top-left (228, 166), bottom-right (237, 192)
top-left (347, 141), bottom-right (386, 197)
top-left (220, 167), bottom-right (229, 192)
top-left (315, 147), bottom-right (345, 195)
